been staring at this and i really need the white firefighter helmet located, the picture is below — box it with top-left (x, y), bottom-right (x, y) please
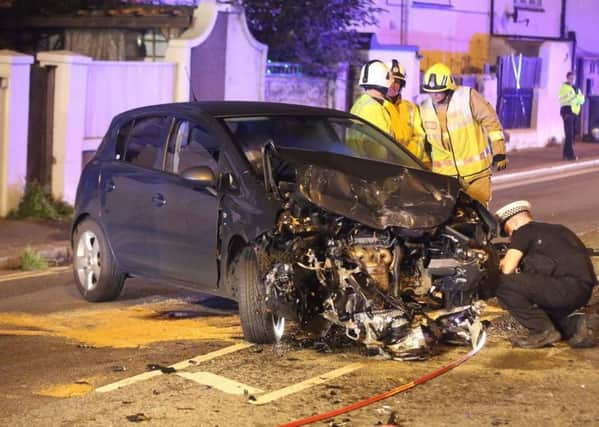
top-left (359, 60), bottom-right (392, 89)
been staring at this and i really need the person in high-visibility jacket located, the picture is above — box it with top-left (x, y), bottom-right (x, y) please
top-left (385, 59), bottom-right (430, 165)
top-left (351, 60), bottom-right (394, 135)
top-left (349, 60), bottom-right (395, 159)
top-left (559, 71), bottom-right (585, 161)
top-left (420, 63), bottom-right (507, 206)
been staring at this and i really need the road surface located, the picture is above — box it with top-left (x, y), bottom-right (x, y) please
top-left (1, 169), bottom-right (599, 426)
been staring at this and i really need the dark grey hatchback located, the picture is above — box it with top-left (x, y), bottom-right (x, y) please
top-left (73, 101), bottom-right (499, 359)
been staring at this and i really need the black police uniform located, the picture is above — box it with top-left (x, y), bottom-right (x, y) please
top-left (497, 221), bottom-right (597, 337)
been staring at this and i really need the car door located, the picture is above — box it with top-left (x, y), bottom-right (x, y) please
top-left (155, 119), bottom-right (220, 287)
top-left (100, 115), bottom-right (172, 275)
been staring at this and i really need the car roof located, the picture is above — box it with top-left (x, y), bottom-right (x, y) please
top-left (112, 101), bottom-right (351, 123)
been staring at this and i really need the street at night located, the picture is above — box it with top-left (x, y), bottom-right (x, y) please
top-left (2, 0), bottom-right (599, 426)
top-left (1, 170), bottom-right (598, 426)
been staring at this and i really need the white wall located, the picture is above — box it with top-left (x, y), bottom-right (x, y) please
top-left (492, 0), bottom-right (562, 39)
top-left (223, 6), bottom-right (267, 101)
top-left (367, 44), bottom-right (421, 104)
top-left (0, 51), bottom-right (34, 217)
top-left (85, 61), bottom-right (175, 148)
top-left (566, 0), bottom-right (599, 54)
top-left (407, 1), bottom-right (489, 53)
top-left (360, 0), bottom-right (490, 72)
top-left (165, 0), bottom-right (267, 102)
top-left (38, 51), bottom-right (91, 204)
top-left (37, 52), bottom-right (177, 204)
top-left (535, 41), bottom-right (572, 145)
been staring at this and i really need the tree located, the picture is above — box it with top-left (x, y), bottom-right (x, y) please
top-left (243, 0), bottom-right (382, 77)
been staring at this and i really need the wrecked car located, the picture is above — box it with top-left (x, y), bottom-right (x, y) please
top-left (72, 102), bottom-right (499, 360)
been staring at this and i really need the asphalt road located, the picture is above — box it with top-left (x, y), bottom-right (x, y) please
top-left (1, 169), bottom-right (599, 426)
top-left (491, 167), bottom-right (599, 234)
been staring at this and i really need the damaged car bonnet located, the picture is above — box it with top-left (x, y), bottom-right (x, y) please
top-left (276, 147), bottom-right (462, 230)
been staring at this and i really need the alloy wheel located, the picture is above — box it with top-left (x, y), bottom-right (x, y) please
top-left (75, 230), bottom-right (102, 291)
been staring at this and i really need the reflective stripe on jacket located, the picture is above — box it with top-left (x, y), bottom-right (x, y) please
top-left (350, 93), bottom-right (392, 136)
top-left (559, 83), bottom-right (585, 115)
top-left (420, 86), bottom-right (493, 179)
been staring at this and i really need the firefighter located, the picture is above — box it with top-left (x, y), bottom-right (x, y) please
top-left (559, 71), bottom-right (585, 160)
top-left (350, 60), bottom-right (394, 136)
top-left (495, 200), bottom-right (599, 349)
top-left (420, 63), bottom-right (507, 206)
top-left (386, 59), bottom-right (429, 164)
top-left (349, 60), bottom-right (395, 159)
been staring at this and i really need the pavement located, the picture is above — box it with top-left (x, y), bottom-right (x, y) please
top-left (1, 141), bottom-right (599, 271)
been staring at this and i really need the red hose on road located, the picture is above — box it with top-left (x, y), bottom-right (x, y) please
top-left (278, 331), bottom-right (487, 427)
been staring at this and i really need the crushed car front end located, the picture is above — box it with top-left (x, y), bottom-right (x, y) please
top-left (220, 112), bottom-right (499, 359)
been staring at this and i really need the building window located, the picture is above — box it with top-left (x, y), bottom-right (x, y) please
top-left (514, 0), bottom-right (544, 11)
top-left (143, 30), bottom-right (169, 61)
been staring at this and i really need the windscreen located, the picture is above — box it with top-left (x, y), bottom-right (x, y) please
top-left (222, 116), bottom-right (424, 174)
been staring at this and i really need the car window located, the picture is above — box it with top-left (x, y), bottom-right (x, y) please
top-left (222, 116), bottom-right (423, 174)
top-left (165, 121), bottom-right (219, 175)
top-left (122, 116), bottom-right (171, 170)
top-left (115, 121), bottom-right (133, 160)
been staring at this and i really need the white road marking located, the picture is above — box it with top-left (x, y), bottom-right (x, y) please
top-left (492, 160), bottom-right (599, 185)
top-left (96, 342), bottom-right (253, 393)
top-left (494, 167), bottom-right (599, 191)
top-left (0, 266), bottom-right (71, 283)
top-left (249, 362), bottom-right (364, 405)
top-left (177, 371), bottom-right (264, 395)
top-left (168, 342), bottom-right (253, 370)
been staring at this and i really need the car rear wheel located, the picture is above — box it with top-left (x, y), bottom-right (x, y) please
top-left (73, 218), bottom-right (125, 302)
top-left (235, 247), bottom-right (285, 344)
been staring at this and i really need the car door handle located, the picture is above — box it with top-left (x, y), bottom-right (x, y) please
top-left (105, 180), bottom-right (116, 192)
top-left (152, 193), bottom-right (166, 207)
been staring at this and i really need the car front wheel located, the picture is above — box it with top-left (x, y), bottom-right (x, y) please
top-left (235, 247), bottom-right (285, 344)
top-left (73, 218), bottom-right (125, 302)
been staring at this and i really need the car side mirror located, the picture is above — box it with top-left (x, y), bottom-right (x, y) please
top-left (181, 166), bottom-right (216, 188)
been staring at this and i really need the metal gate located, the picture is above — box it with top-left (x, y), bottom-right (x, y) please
top-left (27, 64), bottom-right (55, 189)
top-left (496, 55), bottom-right (542, 129)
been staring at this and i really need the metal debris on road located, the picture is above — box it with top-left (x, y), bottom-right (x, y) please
top-left (146, 364), bottom-right (176, 374)
top-left (126, 413), bottom-right (151, 422)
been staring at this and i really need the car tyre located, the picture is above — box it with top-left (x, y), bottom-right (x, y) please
top-left (73, 218), bottom-right (125, 302)
top-left (235, 247), bottom-right (285, 344)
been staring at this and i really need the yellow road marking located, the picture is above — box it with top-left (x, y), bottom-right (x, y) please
top-left (36, 378), bottom-right (96, 398)
top-left (0, 266), bottom-right (71, 283)
top-left (95, 342), bottom-right (252, 393)
top-left (0, 305), bottom-right (242, 348)
top-left (250, 363), bottom-right (364, 405)
top-left (177, 371), bottom-right (263, 395)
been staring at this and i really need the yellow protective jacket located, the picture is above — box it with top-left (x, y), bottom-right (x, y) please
top-left (350, 93), bottom-right (393, 136)
top-left (384, 98), bottom-right (429, 163)
top-left (559, 83), bottom-right (585, 115)
top-left (348, 93), bottom-right (394, 160)
top-left (420, 86), bottom-right (505, 180)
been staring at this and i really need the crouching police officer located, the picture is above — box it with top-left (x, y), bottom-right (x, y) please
top-left (495, 200), bottom-right (599, 349)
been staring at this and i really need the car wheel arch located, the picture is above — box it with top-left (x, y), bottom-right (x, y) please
top-left (72, 213), bottom-right (124, 276)
top-left (71, 213), bottom-right (91, 248)
top-left (225, 235), bottom-right (248, 299)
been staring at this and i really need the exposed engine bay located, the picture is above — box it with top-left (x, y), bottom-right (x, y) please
top-left (250, 146), bottom-right (499, 360)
